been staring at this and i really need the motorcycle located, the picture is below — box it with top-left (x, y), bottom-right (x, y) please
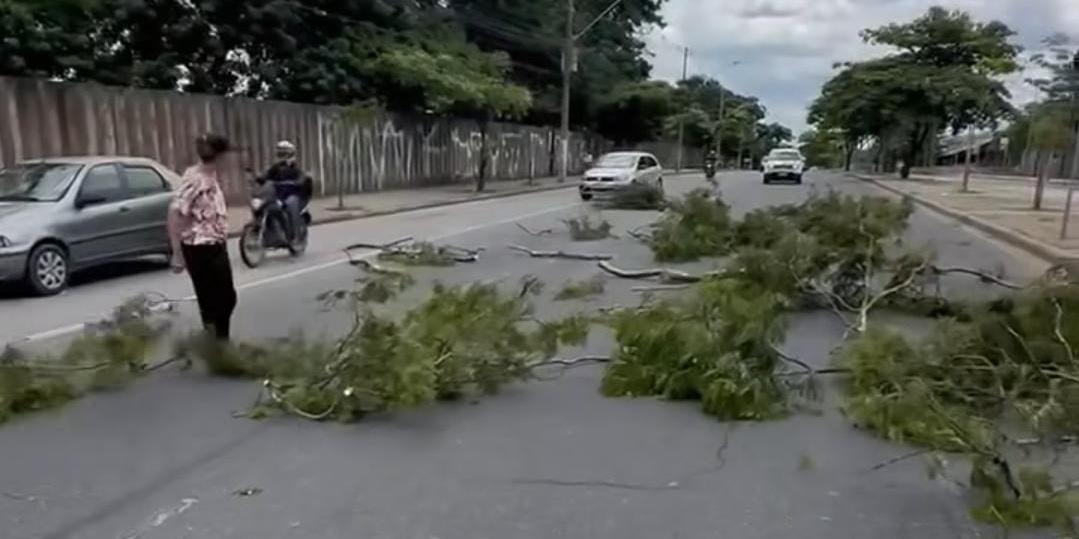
top-left (704, 159), bottom-right (717, 180)
top-left (239, 171), bottom-right (312, 268)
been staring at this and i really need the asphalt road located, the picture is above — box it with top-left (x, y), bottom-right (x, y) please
top-left (0, 170), bottom-right (1052, 539)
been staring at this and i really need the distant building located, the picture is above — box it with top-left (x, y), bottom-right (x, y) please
top-left (935, 132), bottom-right (1007, 167)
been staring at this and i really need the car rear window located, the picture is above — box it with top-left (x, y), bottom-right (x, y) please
top-left (594, 154), bottom-right (638, 168)
top-left (769, 150), bottom-right (803, 160)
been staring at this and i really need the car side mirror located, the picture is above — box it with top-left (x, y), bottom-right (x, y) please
top-left (75, 195), bottom-right (106, 209)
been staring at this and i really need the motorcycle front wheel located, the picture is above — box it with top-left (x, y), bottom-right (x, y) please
top-left (240, 223), bottom-right (266, 268)
top-left (287, 225), bottom-right (308, 257)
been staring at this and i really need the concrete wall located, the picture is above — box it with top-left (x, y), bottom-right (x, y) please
top-left (0, 76), bottom-right (599, 201)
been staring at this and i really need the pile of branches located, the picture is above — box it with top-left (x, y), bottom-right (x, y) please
top-left (646, 189), bottom-right (733, 262)
top-left (563, 214), bottom-right (615, 241)
top-left (346, 237), bottom-right (481, 266)
top-left (838, 284), bottom-right (1079, 529)
top-left (601, 277), bottom-right (796, 420)
top-left (183, 276), bottom-right (590, 421)
top-left (606, 186), bottom-right (1079, 530)
top-left (0, 296), bottom-right (175, 424)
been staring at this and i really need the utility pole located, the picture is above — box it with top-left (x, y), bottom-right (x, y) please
top-left (961, 126), bottom-right (975, 193)
top-left (714, 61), bottom-right (741, 169)
top-left (675, 46), bottom-right (689, 172)
top-left (559, 0), bottom-right (623, 182)
top-left (558, 0), bottom-right (575, 183)
top-left (716, 89), bottom-right (725, 167)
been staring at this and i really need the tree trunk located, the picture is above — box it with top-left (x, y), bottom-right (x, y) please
top-left (477, 116), bottom-right (489, 192)
top-left (1033, 150), bottom-right (1048, 210)
top-left (844, 140), bottom-right (855, 172)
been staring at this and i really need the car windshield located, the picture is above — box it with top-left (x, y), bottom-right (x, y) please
top-left (593, 154), bottom-right (638, 168)
top-left (768, 151), bottom-right (802, 161)
top-left (0, 163), bottom-right (82, 202)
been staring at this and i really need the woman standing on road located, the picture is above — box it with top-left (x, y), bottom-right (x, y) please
top-left (167, 134), bottom-right (237, 340)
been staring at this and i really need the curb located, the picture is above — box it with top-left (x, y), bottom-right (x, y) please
top-left (850, 173), bottom-right (1078, 265)
top-left (227, 170), bottom-right (704, 238)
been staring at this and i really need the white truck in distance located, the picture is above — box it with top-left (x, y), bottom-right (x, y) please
top-left (762, 148), bottom-right (806, 185)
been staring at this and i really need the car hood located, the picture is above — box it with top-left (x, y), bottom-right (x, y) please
top-left (0, 202), bottom-right (54, 230)
top-left (584, 167), bottom-right (632, 178)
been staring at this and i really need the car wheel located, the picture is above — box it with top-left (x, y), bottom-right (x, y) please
top-left (763, 176), bottom-right (771, 185)
top-left (656, 177), bottom-right (664, 194)
top-left (795, 174), bottom-right (803, 184)
top-left (580, 192), bottom-right (593, 201)
top-left (26, 243), bottom-right (69, 296)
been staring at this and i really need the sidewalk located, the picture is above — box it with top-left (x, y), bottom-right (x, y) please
top-left (226, 175), bottom-right (576, 236)
top-left (853, 171), bottom-right (1079, 262)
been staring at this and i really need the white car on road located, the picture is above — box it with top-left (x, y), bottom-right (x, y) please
top-left (762, 149), bottom-right (806, 185)
top-left (579, 151), bottom-right (663, 201)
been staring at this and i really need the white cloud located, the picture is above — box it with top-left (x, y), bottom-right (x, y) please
top-left (645, 0), bottom-right (1079, 134)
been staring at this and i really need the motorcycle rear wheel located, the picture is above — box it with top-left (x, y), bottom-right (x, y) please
top-left (240, 223), bottom-right (266, 268)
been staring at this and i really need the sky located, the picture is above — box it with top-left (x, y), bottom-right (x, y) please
top-left (642, 0), bottom-right (1079, 135)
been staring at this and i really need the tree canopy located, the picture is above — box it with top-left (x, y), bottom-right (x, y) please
top-left (807, 7), bottom-right (1020, 177)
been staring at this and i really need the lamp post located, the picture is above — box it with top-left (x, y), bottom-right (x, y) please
top-left (715, 60), bottom-right (743, 168)
top-left (558, 0), bottom-right (624, 182)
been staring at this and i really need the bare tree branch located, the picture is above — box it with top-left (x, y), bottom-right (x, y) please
top-left (509, 245), bottom-right (613, 261)
top-left (929, 266), bottom-right (1023, 290)
top-left (516, 223), bottom-right (554, 237)
top-left (597, 261), bottom-right (711, 283)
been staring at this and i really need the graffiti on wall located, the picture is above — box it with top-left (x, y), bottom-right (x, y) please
top-left (0, 75), bottom-right (600, 202)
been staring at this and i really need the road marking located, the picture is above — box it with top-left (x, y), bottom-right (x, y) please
top-left (122, 497), bottom-right (199, 539)
top-left (17, 201), bottom-right (581, 343)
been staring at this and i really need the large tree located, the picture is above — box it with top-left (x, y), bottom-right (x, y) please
top-left (593, 80), bottom-right (674, 145)
top-left (808, 7), bottom-right (1021, 177)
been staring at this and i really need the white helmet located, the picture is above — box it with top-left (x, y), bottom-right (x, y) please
top-left (275, 140), bottom-right (296, 160)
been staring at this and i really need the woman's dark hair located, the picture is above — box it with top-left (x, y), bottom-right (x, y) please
top-left (196, 133), bottom-right (231, 163)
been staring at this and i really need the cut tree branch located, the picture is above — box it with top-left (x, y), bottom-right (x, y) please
top-left (509, 245), bottom-right (613, 261)
top-left (598, 261), bottom-right (712, 283)
top-left (516, 223), bottom-right (554, 236)
top-left (929, 265), bottom-right (1023, 290)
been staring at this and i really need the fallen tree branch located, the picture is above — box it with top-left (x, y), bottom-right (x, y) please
top-left (344, 236), bottom-right (414, 251)
top-left (633, 284), bottom-right (692, 293)
top-left (771, 344), bottom-right (816, 374)
top-left (348, 257), bottom-right (407, 276)
top-left (929, 265), bottom-right (1023, 290)
top-left (516, 223), bottom-right (554, 237)
top-left (509, 245), bottom-right (613, 261)
top-left (626, 225), bottom-right (653, 242)
top-left (866, 449), bottom-right (932, 472)
top-left (597, 261), bottom-right (711, 283)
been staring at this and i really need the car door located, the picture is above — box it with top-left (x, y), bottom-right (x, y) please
top-left (634, 156), bottom-right (652, 185)
top-left (645, 156), bottom-right (662, 186)
top-left (61, 163), bottom-right (139, 265)
top-left (119, 163), bottom-right (173, 254)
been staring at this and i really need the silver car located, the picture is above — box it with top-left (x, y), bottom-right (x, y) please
top-left (0, 157), bottom-right (180, 295)
top-left (579, 151), bottom-right (664, 201)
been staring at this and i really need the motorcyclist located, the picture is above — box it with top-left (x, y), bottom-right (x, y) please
top-left (259, 141), bottom-right (310, 243)
top-left (705, 148), bottom-right (718, 167)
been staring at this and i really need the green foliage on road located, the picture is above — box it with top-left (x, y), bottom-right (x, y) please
top-left (649, 188), bottom-right (732, 262)
top-left (181, 278), bottom-right (590, 421)
top-left (554, 276), bottom-right (606, 301)
top-left (564, 214), bottom-right (614, 241)
top-left (0, 296), bottom-right (172, 424)
top-left (602, 277), bottom-right (790, 420)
